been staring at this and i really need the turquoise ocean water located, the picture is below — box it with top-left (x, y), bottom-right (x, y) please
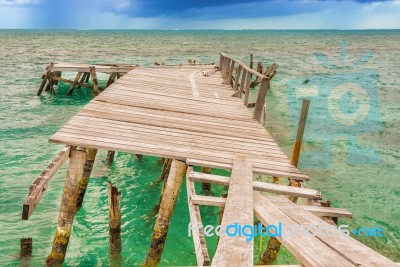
top-left (0, 30), bottom-right (399, 266)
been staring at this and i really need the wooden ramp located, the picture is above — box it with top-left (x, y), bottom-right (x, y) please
top-left (49, 64), bottom-right (307, 180)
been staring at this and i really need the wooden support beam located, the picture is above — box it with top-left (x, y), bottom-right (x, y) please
top-left (249, 53), bottom-right (254, 70)
top-left (84, 72), bottom-right (90, 83)
top-left (212, 156), bottom-right (253, 267)
top-left (143, 160), bottom-right (187, 267)
top-left (108, 182), bottom-right (122, 255)
top-left (37, 63), bottom-right (54, 96)
top-left (67, 72), bottom-right (83, 95)
top-left (51, 76), bottom-right (92, 89)
top-left (89, 66), bottom-right (100, 96)
top-left (253, 78), bottom-right (270, 123)
top-left (53, 71), bottom-right (61, 85)
top-left (188, 170), bottom-right (321, 199)
top-left (76, 148), bottom-right (97, 210)
top-left (107, 72), bottom-right (117, 87)
top-left (46, 146), bottom-right (86, 266)
top-left (186, 166), bottom-right (210, 266)
top-left (22, 146), bottom-right (71, 220)
top-left (190, 194), bottom-right (352, 218)
top-left (106, 151), bottom-right (115, 166)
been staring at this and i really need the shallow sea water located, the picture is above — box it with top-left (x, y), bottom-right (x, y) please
top-left (0, 30), bottom-right (399, 266)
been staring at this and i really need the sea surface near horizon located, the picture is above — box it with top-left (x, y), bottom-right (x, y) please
top-left (0, 30), bottom-right (399, 266)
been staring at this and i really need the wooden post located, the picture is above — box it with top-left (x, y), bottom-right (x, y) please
top-left (250, 53), bottom-right (254, 70)
top-left (243, 70), bottom-right (252, 107)
top-left (76, 148), bottom-right (98, 210)
top-left (89, 66), bottom-right (100, 96)
top-left (53, 71), bottom-right (61, 85)
top-left (108, 182), bottom-right (122, 255)
top-left (288, 99), bottom-right (310, 201)
top-left (20, 238), bottom-right (32, 267)
top-left (67, 72), bottom-right (83, 95)
top-left (20, 238), bottom-right (32, 257)
top-left (151, 158), bottom-right (172, 217)
top-left (201, 167), bottom-right (212, 193)
top-left (257, 62), bottom-right (263, 74)
top-left (45, 147), bottom-right (86, 266)
top-left (253, 78), bottom-right (270, 122)
top-left (222, 58), bottom-right (231, 84)
top-left (106, 151), bottom-right (115, 166)
top-left (260, 99), bottom-right (310, 264)
top-left (37, 63), bottom-right (54, 96)
top-left (143, 160), bottom-right (187, 267)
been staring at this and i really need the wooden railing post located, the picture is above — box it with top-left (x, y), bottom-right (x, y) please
top-left (253, 78), bottom-right (270, 122)
top-left (227, 60), bottom-right (235, 86)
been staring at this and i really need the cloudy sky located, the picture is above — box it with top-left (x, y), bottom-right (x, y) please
top-left (0, 0), bottom-right (399, 29)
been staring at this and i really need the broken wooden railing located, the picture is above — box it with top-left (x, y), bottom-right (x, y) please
top-left (219, 52), bottom-right (278, 122)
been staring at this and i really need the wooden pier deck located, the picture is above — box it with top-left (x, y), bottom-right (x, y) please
top-left (24, 53), bottom-right (397, 266)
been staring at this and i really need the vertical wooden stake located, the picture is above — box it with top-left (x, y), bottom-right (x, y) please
top-left (108, 182), bottom-right (122, 256)
top-left (233, 65), bottom-right (243, 92)
top-left (288, 99), bottom-right (310, 201)
top-left (201, 167), bottom-right (212, 193)
top-left (67, 72), bottom-right (83, 95)
top-left (84, 72), bottom-right (90, 83)
top-left (76, 148), bottom-right (98, 210)
top-left (143, 160), bottom-right (187, 267)
top-left (228, 60), bottom-right (235, 87)
top-left (46, 147), bottom-right (86, 266)
top-left (20, 238), bottom-right (32, 267)
top-left (89, 66), bottom-right (100, 96)
top-left (260, 99), bottom-right (310, 264)
top-left (106, 151), bottom-right (116, 166)
top-left (250, 53), bottom-right (254, 70)
top-left (253, 78), bottom-right (270, 122)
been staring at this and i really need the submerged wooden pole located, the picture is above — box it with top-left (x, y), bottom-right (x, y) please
top-left (260, 99), bottom-right (310, 264)
top-left (45, 147), bottom-right (86, 266)
top-left (106, 151), bottom-right (116, 166)
top-left (108, 182), bottom-right (122, 255)
top-left (19, 238), bottom-right (32, 267)
top-left (89, 66), bottom-right (100, 96)
top-left (201, 167), bottom-right (212, 193)
top-left (143, 160), bottom-right (187, 267)
top-left (76, 148), bottom-right (98, 210)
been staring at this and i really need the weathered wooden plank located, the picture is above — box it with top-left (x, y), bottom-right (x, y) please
top-left (186, 167), bottom-right (211, 266)
top-left (212, 156), bottom-right (253, 267)
top-left (188, 170), bottom-right (319, 199)
top-left (268, 196), bottom-right (395, 267)
top-left (254, 192), bottom-right (355, 267)
top-left (22, 146), bottom-right (71, 220)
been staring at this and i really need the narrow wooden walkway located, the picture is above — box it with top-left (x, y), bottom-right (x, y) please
top-left (49, 65), bottom-right (307, 180)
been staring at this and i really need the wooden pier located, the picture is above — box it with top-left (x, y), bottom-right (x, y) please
top-left (22, 53), bottom-right (397, 266)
